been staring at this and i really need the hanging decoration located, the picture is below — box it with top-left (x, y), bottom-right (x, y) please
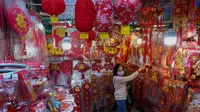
top-left (104, 57), bottom-right (115, 71)
top-left (82, 80), bottom-right (91, 111)
top-left (7, 7), bottom-right (30, 35)
top-left (53, 26), bottom-right (66, 47)
top-left (42, 0), bottom-right (66, 22)
top-left (60, 60), bottom-right (73, 75)
top-left (91, 75), bottom-right (98, 110)
top-left (114, 0), bottom-right (142, 35)
top-left (75, 0), bottom-right (96, 39)
top-left (172, 0), bottom-right (190, 45)
top-left (74, 61), bottom-right (90, 79)
top-left (99, 75), bottom-right (105, 106)
top-left (194, 4), bottom-right (200, 46)
top-left (73, 85), bottom-right (82, 112)
top-left (104, 38), bottom-right (120, 56)
top-left (91, 60), bottom-right (102, 72)
top-left (95, 0), bottom-right (113, 39)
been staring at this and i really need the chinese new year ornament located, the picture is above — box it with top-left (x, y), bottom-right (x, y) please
top-left (95, 0), bottom-right (113, 39)
top-left (42, 0), bottom-right (66, 23)
top-left (114, 0), bottom-right (142, 35)
top-left (75, 0), bottom-right (96, 39)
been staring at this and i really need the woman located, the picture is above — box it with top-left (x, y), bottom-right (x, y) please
top-left (113, 63), bottom-right (146, 112)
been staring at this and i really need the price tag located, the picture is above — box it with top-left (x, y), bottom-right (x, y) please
top-left (51, 16), bottom-right (59, 23)
top-left (80, 32), bottom-right (89, 39)
top-left (100, 32), bottom-right (109, 40)
top-left (120, 25), bottom-right (130, 35)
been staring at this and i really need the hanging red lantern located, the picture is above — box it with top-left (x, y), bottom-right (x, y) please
top-left (95, 0), bottom-right (113, 39)
top-left (114, 0), bottom-right (141, 25)
top-left (75, 0), bottom-right (96, 39)
top-left (114, 0), bottom-right (141, 35)
top-left (42, 0), bottom-right (66, 22)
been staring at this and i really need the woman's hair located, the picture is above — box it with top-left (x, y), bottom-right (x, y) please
top-left (113, 63), bottom-right (125, 76)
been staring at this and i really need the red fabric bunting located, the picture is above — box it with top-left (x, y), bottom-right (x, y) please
top-left (75, 0), bottom-right (96, 32)
top-left (95, 0), bottom-right (113, 32)
top-left (42, 0), bottom-right (66, 16)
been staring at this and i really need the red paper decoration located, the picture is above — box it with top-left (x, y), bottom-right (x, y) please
top-left (74, 61), bottom-right (90, 79)
top-left (95, 0), bottom-right (113, 32)
top-left (74, 61), bottom-right (90, 73)
top-left (172, 0), bottom-right (190, 29)
top-left (42, 0), bottom-right (66, 16)
top-left (83, 80), bottom-right (91, 111)
top-left (69, 30), bottom-right (96, 41)
top-left (75, 0), bottom-right (96, 32)
top-left (60, 60), bottom-right (72, 74)
top-left (7, 7), bottom-right (30, 35)
top-left (114, 0), bottom-right (142, 25)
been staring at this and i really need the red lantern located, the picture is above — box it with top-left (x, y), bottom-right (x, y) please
top-left (95, 0), bottom-right (113, 33)
top-left (114, 0), bottom-right (142, 25)
top-left (42, 0), bottom-right (66, 22)
top-left (75, 0), bottom-right (96, 39)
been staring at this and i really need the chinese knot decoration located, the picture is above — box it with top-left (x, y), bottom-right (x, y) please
top-left (7, 7), bottom-right (30, 35)
top-left (95, 0), bottom-right (113, 39)
top-left (75, 0), bottom-right (96, 39)
top-left (42, 0), bottom-right (66, 22)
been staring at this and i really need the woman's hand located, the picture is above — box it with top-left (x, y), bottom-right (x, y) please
top-left (138, 65), bottom-right (146, 73)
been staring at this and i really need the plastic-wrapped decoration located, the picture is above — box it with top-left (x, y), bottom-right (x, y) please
top-left (114, 0), bottom-right (141, 25)
top-left (95, 0), bottom-right (113, 39)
